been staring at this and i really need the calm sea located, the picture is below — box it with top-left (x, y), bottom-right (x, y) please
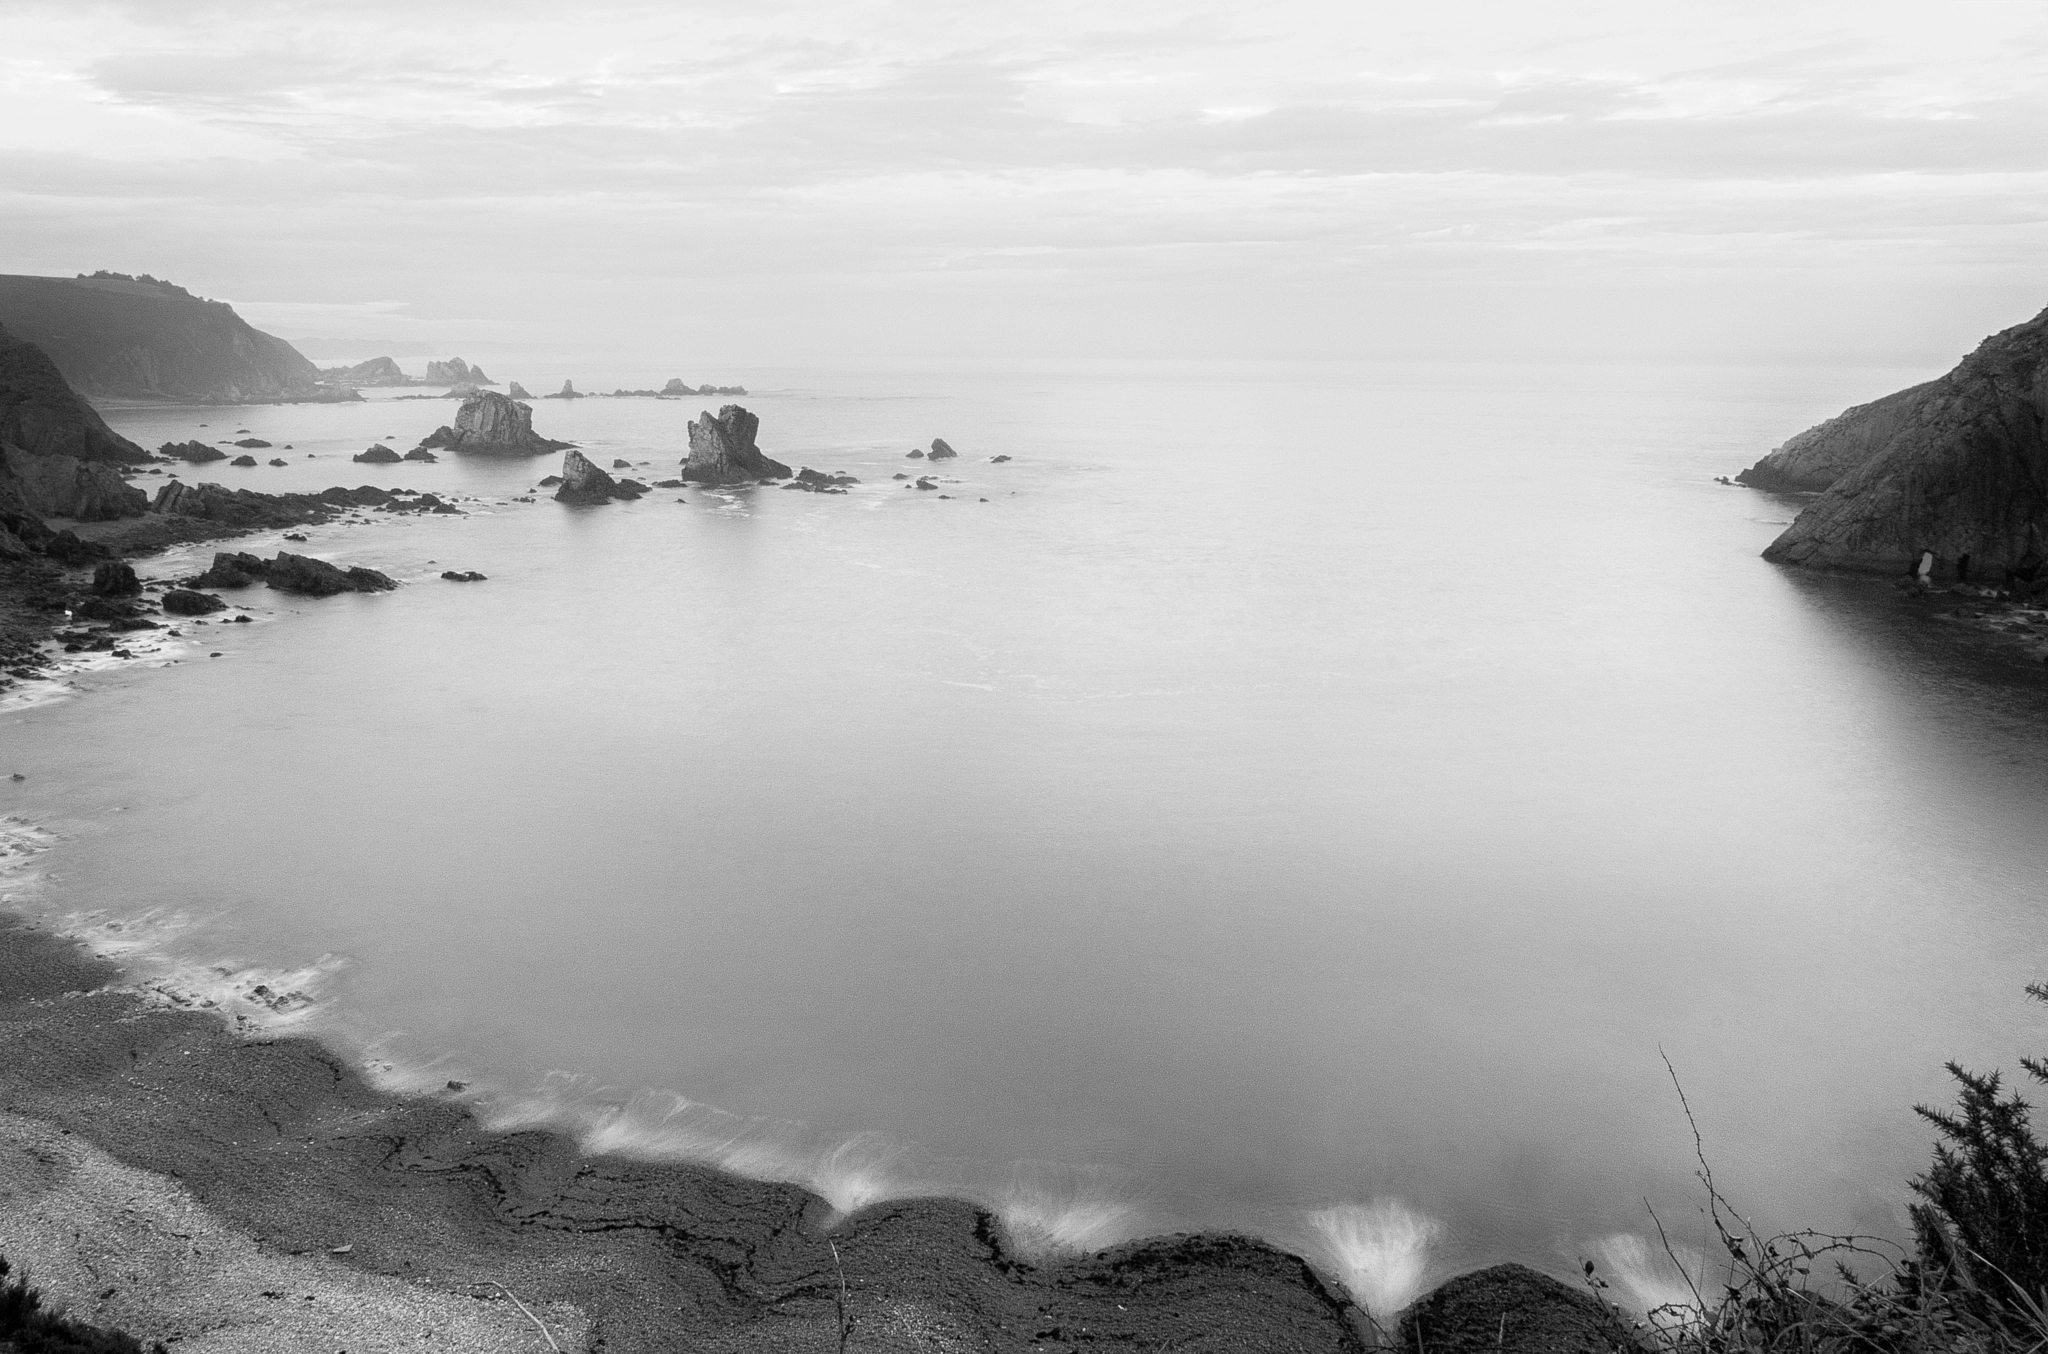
top-left (6, 357), bottom-right (2048, 1314)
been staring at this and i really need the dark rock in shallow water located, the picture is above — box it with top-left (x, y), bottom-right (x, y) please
top-left (160, 440), bottom-right (226, 464)
top-left (928, 438), bottom-right (958, 460)
top-left (232, 437), bottom-right (271, 449)
top-left (161, 588), bottom-right (228, 615)
top-left (266, 551), bottom-right (397, 596)
top-left (892, 472), bottom-right (909, 480)
top-left (612, 458), bottom-right (632, 468)
top-left (915, 476), bottom-right (938, 491)
top-left (230, 454), bottom-right (257, 467)
top-left (612, 479), bottom-right (647, 498)
top-left (353, 443), bottom-right (403, 464)
top-left (906, 448), bottom-right (925, 459)
top-left (1755, 304), bottom-right (2048, 580)
top-left (537, 475), bottom-right (563, 487)
top-left (786, 466), bottom-right (858, 493)
top-left (403, 447), bottom-right (436, 462)
top-left (990, 454), bottom-right (1012, 463)
top-left (91, 560), bottom-right (141, 596)
top-left (44, 529), bottom-right (109, 564)
top-left (652, 478), bottom-right (683, 489)
top-left (440, 570), bottom-right (486, 582)
top-left (680, 405), bottom-right (790, 485)
top-left (74, 596), bottom-right (134, 621)
top-left (267, 457), bottom-right (287, 467)
top-left (554, 449), bottom-right (621, 504)
top-left (417, 390), bottom-right (571, 455)
top-left (1400, 1264), bottom-right (1634, 1354)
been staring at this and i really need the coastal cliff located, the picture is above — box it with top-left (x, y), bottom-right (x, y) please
top-left (0, 324), bottom-right (148, 523)
top-left (0, 273), bottom-right (358, 405)
top-left (1749, 305), bottom-right (2048, 580)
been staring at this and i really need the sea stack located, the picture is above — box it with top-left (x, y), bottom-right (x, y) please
top-left (554, 449), bottom-right (619, 504)
top-left (928, 438), bottom-right (959, 460)
top-left (507, 381), bottom-right (533, 399)
top-left (1746, 304), bottom-right (2048, 582)
top-left (424, 357), bottom-right (492, 386)
top-left (417, 390), bottom-right (572, 455)
top-left (679, 405), bottom-right (791, 485)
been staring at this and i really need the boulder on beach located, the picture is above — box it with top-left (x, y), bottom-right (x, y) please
top-left (928, 438), bottom-right (958, 460)
top-left (1748, 302), bottom-right (2048, 581)
top-left (353, 444), bottom-right (404, 464)
top-left (417, 390), bottom-right (572, 455)
top-left (680, 405), bottom-right (790, 485)
top-left (91, 560), bottom-right (140, 597)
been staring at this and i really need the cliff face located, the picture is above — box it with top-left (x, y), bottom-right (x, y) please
top-left (1756, 305), bottom-right (2048, 580)
top-left (1736, 382), bottom-right (1939, 492)
top-left (417, 390), bottom-right (571, 454)
top-left (0, 273), bottom-right (358, 404)
top-left (0, 322), bottom-right (149, 521)
top-left (681, 405), bottom-right (791, 485)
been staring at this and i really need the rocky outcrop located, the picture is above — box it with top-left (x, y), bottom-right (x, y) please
top-left (928, 438), bottom-right (958, 460)
top-left (160, 588), bottom-right (228, 615)
top-left (191, 550), bottom-right (396, 596)
top-left (507, 381), bottom-right (533, 400)
top-left (353, 444), bottom-right (403, 464)
top-left (680, 405), bottom-right (790, 485)
top-left (416, 391), bottom-right (571, 455)
top-left (1737, 383), bottom-right (1936, 491)
top-left (554, 450), bottom-right (618, 504)
top-left (0, 273), bottom-right (358, 403)
top-left (1399, 1264), bottom-right (1635, 1354)
top-left (784, 467), bottom-right (858, 494)
top-left (321, 356), bottom-right (415, 387)
top-left (662, 378), bottom-right (747, 396)
top-left (1756, 305), bottom-right (2048, 581)
top-left (91, 560), bottom-right (140, 597)
top-left (150, 480), bottom-right (405, 529)
top-left (424, 358), bottom-right (492, 386)
top-left (0, 444), bottom-right (148, 521)
top-left (547, 380), bottom-right (582, 399)
top-left (159, 440), bottom-right (226, 464)
top-left (0, 323), bottom-right (148, 465)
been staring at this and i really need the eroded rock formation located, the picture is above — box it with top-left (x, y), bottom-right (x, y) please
top-left (554, 450), bottom-right (619, 504)
top-left (192, 549), bottom-right (396, 596)
top-left (507, 381), bottom-right (533, 400)
top-left (928, 438), bottom-right (958, 460)
top-left (417, 391), bottom-right (571, 455)
top-left (1751, 305), bottom-right (2048, 580)
top-left (321, 356), bottom-right (414, 387)
top-left (424, 358), bottom-right (492, 386)
top-left (679, 405), bottom-right (790, 485)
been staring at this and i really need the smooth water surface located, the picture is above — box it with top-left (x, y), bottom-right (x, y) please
top-left (6, 359), bottom-right (2048, 1307)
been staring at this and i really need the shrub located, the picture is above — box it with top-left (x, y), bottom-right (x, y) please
top-left (0, 1254), bottom-right (165, 1354)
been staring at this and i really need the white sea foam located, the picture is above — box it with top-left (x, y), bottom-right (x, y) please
top-left (56, 908), bottom-right (343, 1032)
top-left (1306, 1199), bottom-right (1443, 1318)
top-left (988, 1163), bottom-right (1145, 1256)
top-left (1592, 1231), bottom-right (1705, 1324)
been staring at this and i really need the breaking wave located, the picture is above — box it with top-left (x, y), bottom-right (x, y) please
top-left (1305, 1199), bottom-right (1443, 1318)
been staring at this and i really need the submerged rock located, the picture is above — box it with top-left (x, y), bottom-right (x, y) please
top-left (679, 405), bottom-right (790, 485)
top-left (417, 390), bottom-right (572, 455)
top-left (1754, 304), bottom-right (2048, 581)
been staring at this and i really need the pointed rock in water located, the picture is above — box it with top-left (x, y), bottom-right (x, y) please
top-left (612, 458), bottom-right (631, 468)
top-left (403, 447), bottom-right (437, 462)
top-left (906, 448), bottom-right (925, 458)
top-left (554, 449), bottom-right (620, 504)
top-left (661, 378), bottom-right (690, 396)
top-left (353, 444), bottom-right (403, 464)
top-left (928, 438), bottom-right (958, 460)
top-left (416, 390), bottom-right (572, 455)
top-left (507, 381), bottom-right (533, 400)
top-left (679, 405), bottom-right (790, 485)
top-left (553, 379), bottom-right (581, 399)
top-left (1754, 303), bottom-right (2048, 580)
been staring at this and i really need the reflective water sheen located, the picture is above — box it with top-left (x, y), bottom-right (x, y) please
top-left (6, 359), bottom-right (2047, 1310)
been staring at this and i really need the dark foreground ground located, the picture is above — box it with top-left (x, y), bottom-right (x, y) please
top-left (0, 915), bottom-right (1638, 1352)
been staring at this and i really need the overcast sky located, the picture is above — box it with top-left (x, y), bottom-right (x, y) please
top-left (5, 0), bottom-right (2046, 365)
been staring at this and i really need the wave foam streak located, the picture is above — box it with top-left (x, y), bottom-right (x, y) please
top-left (1306, 1199), bottom-right (1443, 1318)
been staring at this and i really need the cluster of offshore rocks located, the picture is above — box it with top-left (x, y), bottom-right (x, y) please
top-left (1731, 300), bottom-right (2048, 664)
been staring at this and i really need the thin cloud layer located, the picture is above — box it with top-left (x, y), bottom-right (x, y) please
top-left (4, 0), bottom-right (2045, 361)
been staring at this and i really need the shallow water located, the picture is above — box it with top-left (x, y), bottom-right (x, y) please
top-left (6, 359), bottom-right (2048, 1312)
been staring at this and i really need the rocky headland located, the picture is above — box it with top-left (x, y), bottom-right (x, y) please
top-left (417, 390), bottom-right (573, 455)
top-left (0, 273), bottom-right (358, 405)
top-left (319, 356), bottom-right (418, 387)
top-left (680, 404), bottom-right (791, 485)
top-left (424, 357), bottom-right (493, 386)
top-left (1740, 304), bottom-right (2048, 584)
top-left (0, 323), bottom-right (151, 529)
